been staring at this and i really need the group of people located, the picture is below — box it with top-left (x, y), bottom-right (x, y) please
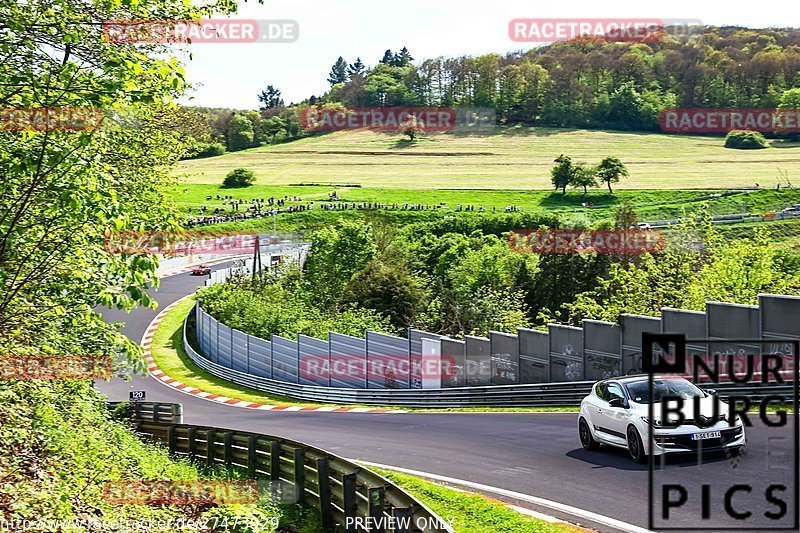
top-left (186, 193), bottom-right (524, 228)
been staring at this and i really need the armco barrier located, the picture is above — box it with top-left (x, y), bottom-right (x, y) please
top-left (108, 401), bottom-right (183, 424)
top-left (114, 402), bottom-right (452, 532)
top-left (184, 309), bottom-right (793, 407)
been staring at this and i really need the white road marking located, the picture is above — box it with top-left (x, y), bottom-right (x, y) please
top-left (352, 460), bottom-right (654, 533)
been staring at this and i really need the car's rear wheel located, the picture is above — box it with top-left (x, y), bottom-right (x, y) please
top-left (579, 418), bottom-right (599, 450)
top-left (627, 425), bottom-right (646, 463)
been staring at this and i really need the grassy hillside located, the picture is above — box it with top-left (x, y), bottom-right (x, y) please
top-left (176, 127), bottom-right (800, 190)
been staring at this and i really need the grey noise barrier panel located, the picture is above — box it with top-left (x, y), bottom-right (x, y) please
top-left (298, 334), bottom-right (330, 387)
top-left (759, 293), bottom-right (800, 359)
top-left (490, 331), bottom-right (520, 386)
top-left (440, 337), bottom-right (466, 388)
top-left (231, 329), bottom-right (249, 373)
top-left (409, 328), bottom-right (441, 389)
top-left (271, 335), bottom-right (299, 384)
top-left (329, 332), bottom-right (366, 389)
top-left (549, 324), bottom-right (584, 382)
top-left (217, 321), bottom-right (233, 369)
top-left (583, 320), bottom-right (622, 381)
top-left (662, 307), bottom-right (707, 358)
top-left (366, 330), bottom-right (410, 389)
top-left (247, 335), bottom-right (272, 379)
top-left (706, 301), bottom-right (760, 357)
top-left (621, 314), bottom-right (661, 375)
top-left (465, 335), bottom-right (491, 387)
top-left (518, 328), bottom-right (550, 383)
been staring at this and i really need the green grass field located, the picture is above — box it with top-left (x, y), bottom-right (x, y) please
top-left (176, 127), bottom-right (800, 189)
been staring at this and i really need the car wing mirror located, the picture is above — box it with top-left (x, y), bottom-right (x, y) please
top-left (706, 388), bottom-right (717, 396)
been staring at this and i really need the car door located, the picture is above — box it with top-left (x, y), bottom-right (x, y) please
top-left (593, 382), bottom-right (629, 444)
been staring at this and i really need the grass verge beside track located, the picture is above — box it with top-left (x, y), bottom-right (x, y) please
top-left (374, 468), bottom-right (587, 532)
top-left (149, 298), bottom-right (579, 413)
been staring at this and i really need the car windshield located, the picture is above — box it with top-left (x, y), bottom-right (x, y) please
top-left (625, 379), bottom-right (705, 404)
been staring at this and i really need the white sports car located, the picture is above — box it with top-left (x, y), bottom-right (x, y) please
top-left (578, 375), bottom-right (746, 463)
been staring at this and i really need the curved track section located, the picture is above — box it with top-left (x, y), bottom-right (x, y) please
top-left (96, 266), bottom-right (783, 532)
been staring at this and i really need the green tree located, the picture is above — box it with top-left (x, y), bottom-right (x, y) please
top-left (400, 114), bottom-right (424, 141)
top-left (550, 154), bottom-right (574, 194)
top-left (304, 221), bottom-right (377, 307)
top-left (223, 168), bottom-right (256, 188)
top-left (328, 57), bottom-right (349, 86)
top-left (348, 58), bottom-right (366, 78)
top-left (226, 114), bottom-right (255, 151)
top-left (778, 88), bottom-right (800, 109)
top-left (571, 164), bottom-right (598, 195)
top-left (257, 85), bottom-right (284, 110)
top-left (595, 156), bottom-right (629, 194)
top-left (394, 47), bottom-right (414, 67)
top-left (379, 49), bottom-right (395, 64)
top-left (345, 261), bottom-right (423, 329)
top-left (261, 116), bottom-right (288, 143)
top-left (614, 202), bottom-right (639, 229)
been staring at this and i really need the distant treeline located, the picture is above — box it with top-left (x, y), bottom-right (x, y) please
top-left (181, 26), bottom-right (800, 158)
top-left (318, 27), bottom-right (800, 130)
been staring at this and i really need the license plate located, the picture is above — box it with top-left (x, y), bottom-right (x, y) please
top-left (691, 431), bottom-right (721, 440)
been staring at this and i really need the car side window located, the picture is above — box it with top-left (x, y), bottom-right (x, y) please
top-left (607, 383), bottom-right (624, 401)
top-left (595, 382), bottom-right (608, 401)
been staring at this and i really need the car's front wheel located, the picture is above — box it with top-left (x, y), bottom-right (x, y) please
top-left (627, 425), bottom-right (646, 463)
top-left (579, 418), bottom-right (599, 450)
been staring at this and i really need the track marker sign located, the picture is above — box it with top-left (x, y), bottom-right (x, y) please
top-left (129, 390), bottom-right (146, 402)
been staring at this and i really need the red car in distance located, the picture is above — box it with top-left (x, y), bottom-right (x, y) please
top-left (190, 265), bottom-right (211, 276)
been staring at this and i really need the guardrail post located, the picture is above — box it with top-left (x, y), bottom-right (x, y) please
top-left (152, 402), bottom-right (161, 423)
top-left (223, 432), bottom-right (233, 466)
top-left (167, 425), bottom-right (176, 453)
top-left (316, 458), bottom-right (333, 530)
top-left (343, 473), bottom-right (357, 532)
top-left (247, 435), bottom-right (258, 478)
top-left (392, 507), bottom-right (412, 533)
top-left (368, 487), bottom-right (385, 533)
top-left (187, 427), bottom-right (197, 459)
top-left (269, 441), bottom-right (281, 481)
top-left (133, 402), bottom-right (141, 420)
top-left (206, 430), bottom-right (216, 467)
top-left (293, 449), bottom-right (305, 504)
top-left (175, 404), bottom-right (183, 424)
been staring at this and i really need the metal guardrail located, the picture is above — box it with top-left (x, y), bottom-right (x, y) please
top-left (183, 310), bottom-right (794, 407)
top-left (108, 401), bottom-right (183, 424)
top-left (116, 402), bottom-right (453, 533)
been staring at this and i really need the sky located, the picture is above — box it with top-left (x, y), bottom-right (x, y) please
top-left (178, 0), bottom-right (800, 110)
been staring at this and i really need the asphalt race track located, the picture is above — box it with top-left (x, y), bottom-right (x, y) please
top-left (95, 265), bottom-right (798, 532)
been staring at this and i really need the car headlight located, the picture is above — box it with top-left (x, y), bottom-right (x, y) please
top-left (641, 416), bottom-right (663, 427)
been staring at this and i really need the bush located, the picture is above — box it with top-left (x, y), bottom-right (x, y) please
top-left (186, 142), bottom-right (226, 159)
top-left (223, 167), bottom-right (256, 188)
top-left (724, 130), bottom-right (768, 149)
